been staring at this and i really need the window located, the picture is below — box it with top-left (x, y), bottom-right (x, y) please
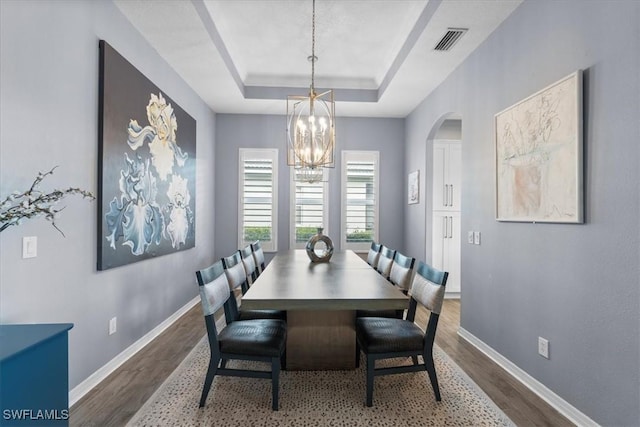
top-left (290, 168), bottom-right (329, 248)
top-left (238, 149), bottom-right (278, 252)
top-left (341, 151), bottom-right (379, 251)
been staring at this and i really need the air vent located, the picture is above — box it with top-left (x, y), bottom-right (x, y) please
top-left (434, 28), bottom-right (468, 51)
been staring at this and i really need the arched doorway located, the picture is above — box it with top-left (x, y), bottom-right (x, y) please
top-left (427, 114), bottom-right (462, 299)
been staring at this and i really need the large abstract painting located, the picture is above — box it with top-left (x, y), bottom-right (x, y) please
top-left (97, 40), bottom-right (196, 270)
top-left (495, 70), bottom-right (583, 223)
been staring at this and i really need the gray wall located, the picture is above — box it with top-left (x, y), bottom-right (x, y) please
top-left (405, 1), bottom-right (639, 425)
top-left (0, 0), bottom-right (216, 390)
top-left (215, 114), bottom-right (405, 261)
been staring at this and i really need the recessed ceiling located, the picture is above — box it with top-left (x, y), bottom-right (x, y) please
top-left (115, 0), bottom-right (522, 118)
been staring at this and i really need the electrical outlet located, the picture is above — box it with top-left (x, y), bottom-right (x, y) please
top-left (109, 317), bottom-right (117, 335)
top-left (473, 231), bottom-right (481, 245)
top-left (22, 236), bottom-right (38, 258)
top-left (467, 231), bottom-right (474, 244)
top-left (538, 337), bottom-right (549, 359)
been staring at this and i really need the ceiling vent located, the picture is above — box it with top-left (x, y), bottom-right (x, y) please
top-left (434, 28), bottom-right (468, 51)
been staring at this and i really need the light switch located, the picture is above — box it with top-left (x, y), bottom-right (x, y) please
top-left (22, 236), bottom-right (38, 258)
top-left (473, 231), bottom-right (481, 245)
top-left (467, 231), bottom-right (474, 244)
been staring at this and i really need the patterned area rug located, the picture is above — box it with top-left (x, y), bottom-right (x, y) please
top-left (127, 334), bottom-right (514, 426)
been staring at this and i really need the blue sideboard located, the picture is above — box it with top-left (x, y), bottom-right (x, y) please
top-left (0, 323), bottom-right (73, 426)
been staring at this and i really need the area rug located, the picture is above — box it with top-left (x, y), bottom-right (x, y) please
top-left (126, 330), bottom-right (514, 427)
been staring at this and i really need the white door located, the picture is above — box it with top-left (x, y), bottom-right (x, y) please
top-left (431, 139), bottom-right (461, 297)
top-left (431, 211), bottom-right (460, 294)
top-left (432, 141), bottom-right (461, 211)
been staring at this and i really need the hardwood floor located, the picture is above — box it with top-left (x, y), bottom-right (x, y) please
top-left (70, 299), bottom-right (574, 426)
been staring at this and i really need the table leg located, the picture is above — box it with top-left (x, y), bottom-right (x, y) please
top-left (286, 310), bottom-right (356, 370)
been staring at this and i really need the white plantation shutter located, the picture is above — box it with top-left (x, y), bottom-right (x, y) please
top-left (341, 151), bottom-right (379, 251)
top-left (238, 149), bottom-right (278, 252)
top-left (290, 168), bottom-right (329, 248)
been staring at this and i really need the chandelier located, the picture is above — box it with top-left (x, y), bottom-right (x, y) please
top-left (287, 0), bottom-right (335, 181)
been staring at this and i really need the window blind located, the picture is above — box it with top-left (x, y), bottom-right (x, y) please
top-left (293, 170), bottom-right (326, 243)
top-left (345, 160), bottom-right (376, 243)
top-left (241, 158), bottom-right (273, 244)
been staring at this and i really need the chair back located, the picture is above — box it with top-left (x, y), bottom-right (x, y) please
top-left (375, 246), bottom-right (396, 278)
top-left (195, 260), bottom-right (231, 319)
top-left (366, 242), bottom-right (382, 269)
top-left (222, 251), bottom-right (249, 293)
top-left (240, 244), bottom-right (258, 283)
top-left (388, 251), bottom-right (416, 292)
top-left (409, 261), bottom-right (447, 315)
top-left (251, 241), bottom-right (266, 272)
top-left (221, 251), bottom-right (250, 321)
top-left (407, 261), bottom-right (448, 347)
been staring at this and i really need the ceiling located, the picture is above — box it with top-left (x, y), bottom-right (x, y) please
top-left (115, 0), bottom-right (522, 118)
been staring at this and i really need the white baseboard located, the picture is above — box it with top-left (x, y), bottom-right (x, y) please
top-left (69, 296), bottom-right (200, 407)
top-left (444, 292), bottom-right (460, 299)
top-left (458, 327), bottom-right (599, 427)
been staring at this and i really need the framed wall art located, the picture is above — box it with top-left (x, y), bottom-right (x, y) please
top-left (97, 40), bottom-right (197, 270)
top-left (495, 70), bottom-right (583, 223)
top-left (408, 170), bottom-right (419, 205)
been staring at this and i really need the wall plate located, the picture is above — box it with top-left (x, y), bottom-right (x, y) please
top-left (22, 236), bottom-right (37, 258)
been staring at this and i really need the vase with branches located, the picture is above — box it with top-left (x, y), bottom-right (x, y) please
top-left (0, 167), bottom-right (95, 236)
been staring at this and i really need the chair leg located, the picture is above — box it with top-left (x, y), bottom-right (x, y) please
top-left (366, 354), bottom-right (375, 407)
top-left (355, 341), bottom-right (360, 368)
top-left (220, 359), bottom-right (227, 369)
top-left (424, 353), bottom-right (441, 401)
top-left (271, 357), bottom-right (280, 411)
top-left (199, 357), bottom-right (219, 407)
top-left (411, 355), bottom-right (419, 365)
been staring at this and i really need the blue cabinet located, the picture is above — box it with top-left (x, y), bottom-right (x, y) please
top-left (0, 323), bottom-right (73, 426)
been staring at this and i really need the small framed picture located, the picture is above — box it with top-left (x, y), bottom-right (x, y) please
top-left (408, 170), bottom-right (419, 205)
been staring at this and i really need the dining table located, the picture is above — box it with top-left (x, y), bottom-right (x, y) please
top-left (241, 250), bottom-right (409, 370)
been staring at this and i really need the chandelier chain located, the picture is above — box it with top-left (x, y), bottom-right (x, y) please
top-left (311, 0), bottom-right (315, 90)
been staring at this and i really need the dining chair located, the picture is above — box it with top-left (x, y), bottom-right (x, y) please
top-left (251, 240), bottom-right (266, 274)
top-left (358, 250), bottom-right (415, 319)
top-left (240, 244), bottom-right (259, 285)
top-left (366, 242), bottom-right (382, 270)
top-left (195, 260), bottom-right (287, 410)
top-left (375, 246), bottom-right (396, 279)
top-left (355, 261), bottom-right (448, 407)
top-left (221, 251), bottom-right (285, 321)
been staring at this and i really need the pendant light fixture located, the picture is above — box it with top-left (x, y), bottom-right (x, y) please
top-left (287, 0), bottom-right (335, 183)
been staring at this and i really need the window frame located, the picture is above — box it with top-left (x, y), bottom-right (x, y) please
top-left (289, 168), bottom-right (330, 249)
top-left (237, 148), bottom-right (278, 252)
top-left (341, 150), bottom-right (380, 252)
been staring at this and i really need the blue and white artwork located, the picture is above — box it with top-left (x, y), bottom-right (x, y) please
top-left (98, 41), bottom-right (196, 270)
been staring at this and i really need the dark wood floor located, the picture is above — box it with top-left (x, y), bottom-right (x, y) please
top-left (70, 299), bottom-right (573, 426)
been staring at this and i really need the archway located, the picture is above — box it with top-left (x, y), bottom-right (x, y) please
top-left (426, 113), bottom-right (462, 300)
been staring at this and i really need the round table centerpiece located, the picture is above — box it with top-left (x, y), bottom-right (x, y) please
top-left (305, 227), bottom-right (334, 263)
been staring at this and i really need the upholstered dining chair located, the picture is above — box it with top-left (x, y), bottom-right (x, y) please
top-left (375, 246), bottom-right (396, 279)
top-left (355, 261), bottom-right (448, 407)
top-left (239, 244), bottom-right (259, 285)
top-left (250, 240), bottom-right (267, 274)
top-left (195, 260), bottom-right (287, 410)
top-left (358, 250), bottom-right (415, 319)
top-left (221, 252), bottom-right (286, 321)
top-left (366, 242), bottom-right (382, 270)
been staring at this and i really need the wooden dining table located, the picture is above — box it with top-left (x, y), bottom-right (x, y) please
top-left (241, 250), bottom-right (409, 370)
